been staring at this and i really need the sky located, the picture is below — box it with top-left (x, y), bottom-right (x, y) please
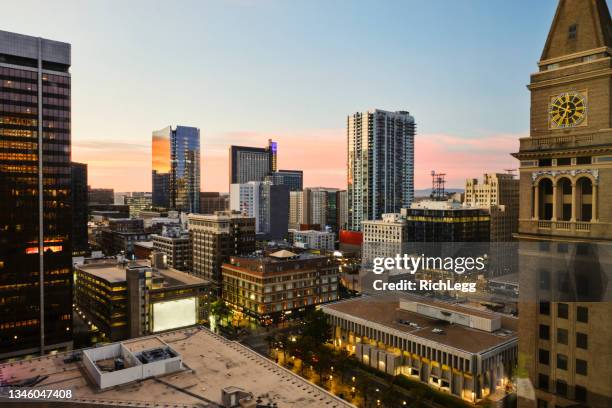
top-left (2, 0), bottom-right (566, 191)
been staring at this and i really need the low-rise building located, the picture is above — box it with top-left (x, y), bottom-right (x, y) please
top-left (322, 294), bottom-right (518, 403)
top-left (222, 250), bottom-right (339, 323)
top-left (288, 229), bottom-right (335, 251)
top-left (74, 255), bottom-right (210, 342)
top-left (151, 225), bottom-right (190, 271)
top-left (199, 191), bottom-right (230, 214)
top-left (124, 192), bottom-right (153, 218)
top-left (404, 200), bottom-right (490, 242)
top-left (0, 327), bottom-right (352, 407)
top-left (98, 218), bottom-right (150, 256)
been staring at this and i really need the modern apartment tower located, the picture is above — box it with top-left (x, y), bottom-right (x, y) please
top-left (512, 1), bottom-right (612, 407)
top-left (152, 125), bottom-right (200, 213)
top-left (0, 30), bottom-right (73, 358)
top-left (347, 109), bottom-right (415, 231)
top-left (229, 139), bottom-right (277, 185)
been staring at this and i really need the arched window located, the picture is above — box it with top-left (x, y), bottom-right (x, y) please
top-left (538, 178), bottom-right (554, 220)
top-left (576, 178), bottom-right (593, 222)
top-left (557, 178), bottom-right (572, 221)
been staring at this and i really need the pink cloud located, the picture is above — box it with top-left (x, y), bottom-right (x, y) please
top-left (75, 130), bottom-right (523, 193)
top-left (414, 133), bottom-right (522, 188)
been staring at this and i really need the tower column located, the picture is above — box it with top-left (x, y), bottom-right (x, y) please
top-left (552, 184), bottom-right (558, 221)
top-left (570, 181), bottom-right (577, 222)
top-left (533, 184), bottom-right (539, 220)
top-left (591, 184), bottom-right (598, 222)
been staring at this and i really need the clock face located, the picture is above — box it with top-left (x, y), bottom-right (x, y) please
top-left (549, 91), bottom-right (587, 129)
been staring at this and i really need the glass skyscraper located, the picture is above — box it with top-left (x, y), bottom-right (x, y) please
top-left (0, 30), bottom-right (73, 358)
top-left (152, 125), bottom-right (200, 213)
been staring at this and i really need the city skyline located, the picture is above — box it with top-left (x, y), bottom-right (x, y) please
top-left (0, 0), bottom-right (566, 191)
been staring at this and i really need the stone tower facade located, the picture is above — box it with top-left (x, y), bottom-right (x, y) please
top-left (513, 1), bottom-right (612, 407)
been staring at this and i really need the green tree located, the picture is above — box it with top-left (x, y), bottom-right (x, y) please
top-left (302, 309), bottom-right (331, 346)
top-left (210, 299), bottom-right (232, 330)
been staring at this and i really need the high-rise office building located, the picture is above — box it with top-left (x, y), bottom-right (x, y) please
top-left (513, 2), bottom-right (612, 407)
top-left (71, 162), bottom-right (89, 256)
top-left (188, 211), bottom-right (256, 288)
top-left (152, 125), bottom-right (200, 213)
top-left (230, 181), bottom-right (289, 240)
top-left (0, 30), bottom-right (73, 358)
top-left (347, 109), bottom-right (415, 231)
top-left (265, 169), bottom-right (303, 191)
top-left (229, 139), bottom-right (277, 185)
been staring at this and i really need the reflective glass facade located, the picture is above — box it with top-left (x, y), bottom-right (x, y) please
top-left (0, 30), bottom-right (73, 358)
top-left (172, 126), bottom-right (200, 213)
top-left (152, 125), bottom-right (200, 213)
top-left (152, 126), bottom-right (171, 208)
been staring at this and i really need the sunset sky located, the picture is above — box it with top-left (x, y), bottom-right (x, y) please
top-left (3, 0), bottom-right (563, 191)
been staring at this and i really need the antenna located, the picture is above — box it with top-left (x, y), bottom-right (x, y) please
top-left (431, 171), bottom-right (446, 201)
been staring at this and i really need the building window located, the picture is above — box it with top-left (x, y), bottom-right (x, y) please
top-left (539, 270), bottom-right (550, 290)
top-left (556, 380), bottom-right (568, 397)
top-left (540, 301), bottom-right (551, 315)
top-left (576, 332), bottom-right (588, 349)
top-left (539, 349), bottom-right (550, 365)
top-left (576, 156), bottom-right (591, 165)
top-left (575, 385), bottom-right (587, 402)
top-left (557, 328), bottom-right (568, 344)
top-left (576, 306), bottom-right (588, 323)
top-left (557, 303), bottom-right (568, 319)
top-left (568, 24), bottom-right (578, 40)
top-left (576, 359), bottom-right (587, 376)
top-left (557, 354), bottom-right (568, 370)
top-left (538, 373), bottom-right (549, 391)
top-left (539, 324), bottom-right (550, 340)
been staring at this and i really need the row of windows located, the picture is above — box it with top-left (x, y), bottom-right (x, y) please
top-left (538, 325), bottom-right (588, 349)
top-left (538, 349), bottom-right (588, 374)
top-left (537, 378), bottom-right (587, 404)
top-left (538, 302), bottom-right (588, 322)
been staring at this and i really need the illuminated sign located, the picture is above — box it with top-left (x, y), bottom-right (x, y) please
top-left (152, 297), bottom-right (196, 332)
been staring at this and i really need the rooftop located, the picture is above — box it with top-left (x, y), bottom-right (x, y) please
top-left (322, 294), bottom-right (517, 354)
top-left (0, 327), bottom-right (353, 408)
top-left (76, 260), bottom-right (208, 287)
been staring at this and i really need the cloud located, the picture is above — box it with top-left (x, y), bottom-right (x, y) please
top-left (74, 130), bottom-right (523, 192)
top-left (414, 132), bottom-right (522, 188)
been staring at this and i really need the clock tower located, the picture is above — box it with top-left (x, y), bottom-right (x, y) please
top-left (514, 1), bottom-right (612, 408)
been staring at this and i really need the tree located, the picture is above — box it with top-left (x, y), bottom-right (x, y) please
top-left (302, 309), bottom-right (331, 346)
top-left (210, 299), bottom-right (232, 330)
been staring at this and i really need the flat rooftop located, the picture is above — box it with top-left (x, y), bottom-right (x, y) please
top-left (77, 260), bottom-right (209, 287)
top-left (0, 327), bottom-right (353, 408)
top-left (322, 294), bottom-right (516, 354)
top-left (77, 261), bottom-right (131, 283)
